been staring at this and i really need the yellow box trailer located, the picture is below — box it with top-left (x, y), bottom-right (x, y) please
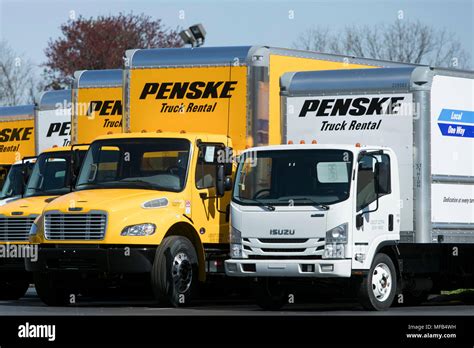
top-left (0, 105), bottom-right (36, 188)
top-left (71, 69), bottom-right (123, 144)
top-left (28, 46), bottom-right (408, 307)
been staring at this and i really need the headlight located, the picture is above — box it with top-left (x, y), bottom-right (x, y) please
top-left (29, 216), bottom-right (41, 236)
top-left (323, 223), bottom-right (348, 259)
top-left (29, 223), bottom-right (38, 236)
top-left (325, 223), bottom-right (348, 243)
top-left (230, 226), bottom-right (242, 258)
top-left (121, 223), bottom-right (156, 236)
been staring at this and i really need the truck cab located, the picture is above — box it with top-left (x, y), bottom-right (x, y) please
top-left (28, 132), bottom-right (233, 306)
top-left (225, 143), bottom-right (400, 310)
top-left (0, 145), bottom-right (87, 300)
top-left (0, 158), bottom-right (36, 206)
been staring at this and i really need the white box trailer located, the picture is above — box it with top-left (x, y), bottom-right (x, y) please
top-left (225, 66), bottom-right (474, 310)
top-left (35, 89), bottom-right (72, 151)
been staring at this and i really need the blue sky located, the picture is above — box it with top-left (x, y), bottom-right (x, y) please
top-left (1, 0), bottom-right (473, 72)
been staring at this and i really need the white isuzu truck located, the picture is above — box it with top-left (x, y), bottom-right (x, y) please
top-left (225, 66), bottom-right (474, 311)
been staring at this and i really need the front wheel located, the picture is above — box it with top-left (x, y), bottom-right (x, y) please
top-left (33, 272), bottom-right (70, 306)
top-left (0, 275), bottom-right (30, 300)
top-left (151, 236), bottom-right (199, 307)
top-left (255, 278), bottom-right (287, 311)
top-left (358, 253), bottom-right (397, 311)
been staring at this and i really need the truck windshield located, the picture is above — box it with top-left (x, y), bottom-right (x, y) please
top-left (25, 151), bottom-right (76, 197)
top-left (0, 162), bottom-right (34, 199)
top-left (76, 138), bottom-right (190, 192)
top-left (233, 149), bottom-right (353, 206)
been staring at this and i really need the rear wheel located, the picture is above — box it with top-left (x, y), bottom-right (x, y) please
top-left (151, 236), bottom-right (198, 307)
top-left (0, 275), bottom-right (30, 300)
top-left (256, 278), bottom-right (287, 311)
top-left (33, 272), bottom-right (70, 306)
top-left (358, 253), bottom-right (397, 311)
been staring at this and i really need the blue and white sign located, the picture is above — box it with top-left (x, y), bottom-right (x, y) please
top-left (437, 109), bottom-right (474, 138)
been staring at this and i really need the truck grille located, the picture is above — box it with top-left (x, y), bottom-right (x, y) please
top-left (242, 237), bottom-right (325, 259)
top-left (44, 212), bottom-right (107, 240)
top-left (0, 216), bottom-right (36, 241)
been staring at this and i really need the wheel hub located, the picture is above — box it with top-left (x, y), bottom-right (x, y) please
top-left (371, 263), bottom-right (392, 302)
top-left (172, 252), bottom-right (193, 293)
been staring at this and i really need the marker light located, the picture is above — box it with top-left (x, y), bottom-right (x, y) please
top-left (355, 143), bottom-right (361, 147)
top-left (300, 140), bottom-right (305, 144)
top-left (312, 140), bottom-right (318, 144)
top-left (288, 140), bottom-right (293, 144)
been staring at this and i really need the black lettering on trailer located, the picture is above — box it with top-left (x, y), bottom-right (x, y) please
top-left (348, 98), bottom-right (369, 116)
top-left (21, 127), bottom-right (33, 140)
top-left (156, 83), bottom-right (173, 99)
top-left (316, 99), bottom-right (335, 116)
top-left (169, 82), bottom-right (190, 99)
top-left (219, 81), bottom-right (237, 98)
top-left (110, 101), bottom-right (122, 115)
top-left (139, 83), bottom-right (159, 99)
top-left (330, 98), bottom-right (353, 116)
top-left (0, 128), bottom-right (11, 142)
top-left (299, 100), bottom-right (320, 117)
top-left (87, 101), bottom-right (102, 115)
top-left (186, 81), bottom-right (205, 99)
top-left (0, 127), bottom-right (33, 142)
top-left (100, 101), bottom-right (114, 115)
top-left (139, 81), bottom-right (239, 100)
top-left (46, 123), bottom-right (61, 137)
top-left (366, 97), bottom-right (389, 115)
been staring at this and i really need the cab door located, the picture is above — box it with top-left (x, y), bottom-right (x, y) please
top-left (192, 143), bottom-right (232, 244)
top-left (353, 152), bottom-right (394, 266)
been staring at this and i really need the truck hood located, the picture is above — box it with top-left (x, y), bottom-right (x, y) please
top-left (0, 195), bottom-right (57, 216)
top-left (45, 189), bottom-right (178, 214)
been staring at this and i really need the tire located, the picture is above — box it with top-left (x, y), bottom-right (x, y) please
top-left (358, 253), bottom-right (397, 311)
top-left (33, 272), bottom-right (70, 306)
top-left (151, 236), bottom-right (198, 307)
top-left (255, 278), bottom-right (287, 311)
top-left (0, 275), bottom-right (30, 300)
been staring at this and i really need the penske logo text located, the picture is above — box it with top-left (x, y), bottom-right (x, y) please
top-left (138, 81), bottom-right (239, 115)
top-left (0, 127), bottom-right (33, 142)
top-left (86, 100), bottom-right (122, 129)
top-left (139, 81), bottom-right (238, 100)
top-left (299, 97), bottom-right (406, 117)
top-left (87, 100), bottom-right (122, 116)
top-left (296, 96), bottom-right (410, 132)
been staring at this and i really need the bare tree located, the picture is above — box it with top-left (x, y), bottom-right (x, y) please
top-left (294, 20), bottom-right (471, 69)
top-left (0, 41), bottom-right (40, 106)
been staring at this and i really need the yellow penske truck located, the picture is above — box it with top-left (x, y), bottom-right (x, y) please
top-left (0, 105), bottom-right (36, 189)
top-left (27, 46), bottom-right (408, 307)
top-left (0, 89), bottom-right (73, 207)
top-left (71, 69), bottom-right (123, 144)
top-left (0, 90), bottom-right (75, 299)
top-left (0, 70), bottom-right (122, 300)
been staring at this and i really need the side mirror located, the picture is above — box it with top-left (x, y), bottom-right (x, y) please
top-left (356, 213), bottom-right (364, 229)
top-left (374, 162), bottom-right (391, 195)
top-left (216, 164), bottom-right (225, 197)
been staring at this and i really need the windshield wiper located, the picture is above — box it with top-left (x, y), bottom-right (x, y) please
top-left (279, 197), bottom-right (330, 210)
top-left (235, 196), bottom-right (275, 211)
